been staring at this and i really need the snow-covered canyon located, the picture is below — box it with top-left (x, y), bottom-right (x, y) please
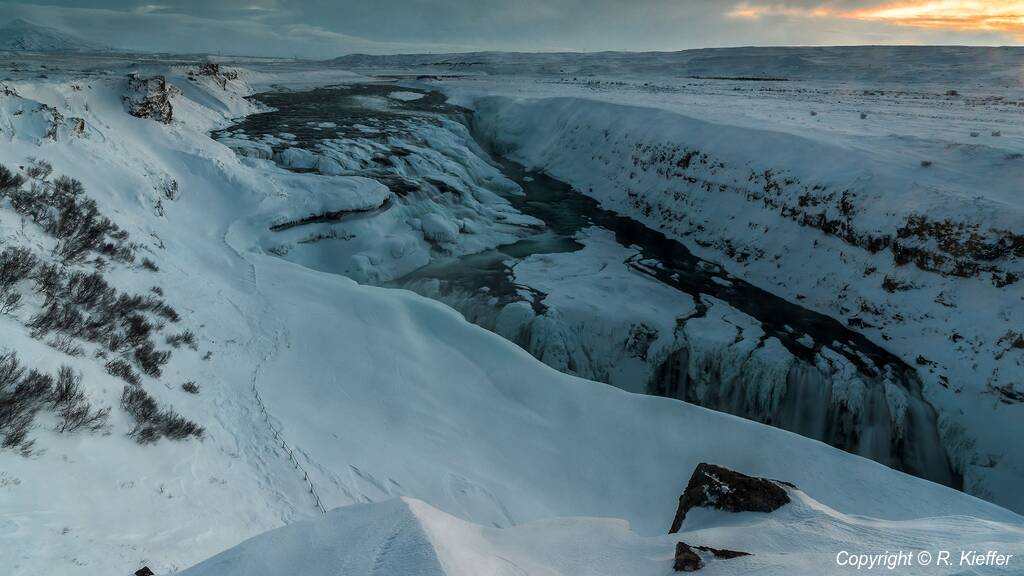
top-left (460, 84), bottom-right (1024, 514)
top-left (0, 47), bottom-right (1021, 575)
top-left (215, 75), bottom-right (1019, 505)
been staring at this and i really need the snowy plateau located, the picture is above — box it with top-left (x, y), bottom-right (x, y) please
top-left (0, 41), bottom-right (1022, 576)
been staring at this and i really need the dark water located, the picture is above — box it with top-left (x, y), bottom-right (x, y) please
top-left (217, 82), bottom-right (957, 489)
top-left (401, 146), bottom-right (912, 376)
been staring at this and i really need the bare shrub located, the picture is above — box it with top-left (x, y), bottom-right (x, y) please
top-left (0, 164), bottom-right (25, 192)
top-left (50, 366), bottom-right (82, 407)
top-left (121, 385), bottom-right (158, 424)
top-left (57, 400), bottom-right (109, 433)
top-left (0, 292), bottom-right (21, 315)
top-left (0, 171), bottom-right (134, 264)
top-left (0, 246), bottom-right (37, 317)
top-left (51, 366), bottom-right (108, 433)
top-left (65, 271), bottom-right (114, 308)
top-left (0, 246), bottom-right (38, 293)
top-left (166, 330), bottom-right (196, 350)
top-left (133, 342), bottom-right (170, 378)
top-left (0, 351), bottom-right (26, 391)
top-left (105, 359), bottom-right (141, 386)
top-left (31, 263), bottom-right (63, 298)
top-left (181, 381), bottom-right (199, 394)
top-left (48, 335), bottom-right (85, 357)
top-left (140, 295), bottom-right (179, 322)
top-left (121, 385), bottom-right (203, 443)
top-left (121, 314), bottom-right (154, 349)
top-left (161, 413), bottom-right (204, 440)
top-left (29, 299), bottom-right (86, 338)
top-left (140, 258), bottom-right (159, 272)
top-left (0, 358), bottom-right (53, 453)
top-left (24, 158), bottom-right (53, 180)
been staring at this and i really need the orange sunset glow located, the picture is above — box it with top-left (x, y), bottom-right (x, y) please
top-left (729, 1), bottom-right (1024, 37)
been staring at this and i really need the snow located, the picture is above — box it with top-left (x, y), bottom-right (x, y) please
top-left (390, 90), bottom-right (426, 102)
top-left (277, 146), bottom-right (317, 169)
top-left (182, 495), bottom-right (1024, 576)
top-left (494, 227), bottom-right (696, 392)
top-left (421, 212), bottom-right (460, 243)
top-left (0, 19), bottom-right (109, 53)
top-left (180, 499), bottom-right (444, 576)
top-left (423, 62), bottom-right (1024, 513)
top-left (221, 100), bottom-right (542, 285)
top-left (0, 49), bottom-right (1020, 576)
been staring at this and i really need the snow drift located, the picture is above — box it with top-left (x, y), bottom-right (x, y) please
top-left (181, 492), bottom-right (1024, 576)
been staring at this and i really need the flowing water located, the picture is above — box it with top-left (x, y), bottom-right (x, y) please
top-left (216, 82), bottom-right (959, 489)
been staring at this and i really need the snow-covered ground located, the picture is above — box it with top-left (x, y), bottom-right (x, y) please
top-left (181, 495), bottom-right (1024, 576)
top-left (0, 48), bottom-right (1021, 576)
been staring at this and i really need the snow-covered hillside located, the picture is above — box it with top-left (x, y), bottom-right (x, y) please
top-left (0, 19), bottom-right (108, 53)
top-left (0, 49), bottom-right (1021, 576)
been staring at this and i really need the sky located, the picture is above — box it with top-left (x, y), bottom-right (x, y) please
top-left (0, 0), bottom-right (1021, 58)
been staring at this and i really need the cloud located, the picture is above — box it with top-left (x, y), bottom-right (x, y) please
top-left (848, 1), bottom-right (1024, 35)
top-left (0, 1), bottom-right (473, 57)
top-left (727, 0), bottom-right (1024, 39)
top-left (1, 0), bottom-right (1018, 57)
top-left (727, 3), bottom-right (836, 19)
top-left (131, 4), bottom-right (168, 14)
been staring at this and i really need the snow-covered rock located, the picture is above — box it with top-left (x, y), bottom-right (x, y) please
top-left (421, 212), bottom-right (460, 243)
top-left (123, 74), bottom-right (177, 124)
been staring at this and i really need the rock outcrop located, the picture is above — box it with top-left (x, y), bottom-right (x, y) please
top-left (673, 541), bottom-right (751, 572)
top-left (123, 74), bottom-right (177, 124)
top-left (669, 463), bottom-right (792, 533)
top-left (673, 542), bottom-right (704, 572)
top-left (190, 62), bottom-right (240, 90)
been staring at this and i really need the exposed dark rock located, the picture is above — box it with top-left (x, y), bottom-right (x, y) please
top-left (269, 197), bottom-right (392, 232)
top-left (669, 463), bottom-right (792, 533)
top-left (190, 62), bottom-right (240, 90)
top-left (625, 141), bottom-right (1022, 285)
top-left (673, 542), bottom-right (704, 572)
top-left (375, 174), bottom-right (420, 196)
top-left (673, 541), bottom-right (750, 571)
top-left (123, 74), bottom-right (177, 125)
top-left (989, 384), bottom-right (1024, 405)
top-left (694, 545), bottom-right (752, 559)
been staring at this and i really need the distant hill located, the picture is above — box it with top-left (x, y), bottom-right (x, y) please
top-left (331, 46), bottom-right (1024, 87)
top-left (0, 18), bottom-right (109, 52)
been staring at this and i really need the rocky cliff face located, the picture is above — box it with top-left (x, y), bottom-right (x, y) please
top-left (123, 74), bottom-right (177, 124)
